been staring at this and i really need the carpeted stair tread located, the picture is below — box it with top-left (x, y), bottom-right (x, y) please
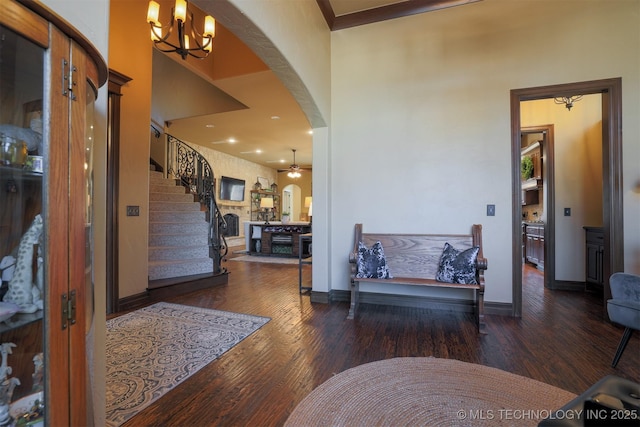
top-left (147, 170), bottom-right (213, 282)
top-left (149, 233), bottom-right (208, 247)
top-left (149, 245), bottom-right (210, 262)
top-left (148, 258), bottom-right (214, 280)
top-left (150, 192), bottom-right (197, 202)
top-left (149, 222), bottom-right (208, 235)
top-left (149, 201), bottom-right (202, 212)
top-left (149, 211), bottom-right (206, 222)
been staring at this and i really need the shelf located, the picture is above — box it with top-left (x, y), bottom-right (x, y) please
top-left (522, 178), bottom-right (542, 191)
top-left (250, 190), bottom-right (280, 222)
top-left (0, 310), bottom-right (42, 334)
top-left (218, 200), bottom-right (247, 208)
top-left (0, 166), bottom-right (43, 180)
top-left (520, 141), bottom-right (541, 156)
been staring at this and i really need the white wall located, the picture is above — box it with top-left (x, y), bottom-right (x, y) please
top-left (330, 0), bottom-right (640, 303)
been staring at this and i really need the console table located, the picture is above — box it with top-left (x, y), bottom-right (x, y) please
top-left (245, 222), bottom-right (311, 257)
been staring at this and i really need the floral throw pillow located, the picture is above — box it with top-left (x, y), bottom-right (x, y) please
top-left (356, 241), bottom-right (392, 279)
top-left (435, 242), bottom-right (479, 284)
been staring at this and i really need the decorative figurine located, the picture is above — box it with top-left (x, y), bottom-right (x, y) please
top-left (0, 342), bottom-right (20, 426)
top-left (2, 215), bottom-right (43, 313)
top-left (31, 353), bottom-right (43, 393)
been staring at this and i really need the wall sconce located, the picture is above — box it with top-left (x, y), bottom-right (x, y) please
top-left (147, 0), bottom-right (215, 60)
top-left (260, 197), bottom-right (274, 224)
top-left (554, 95), bottom-right (583, 111)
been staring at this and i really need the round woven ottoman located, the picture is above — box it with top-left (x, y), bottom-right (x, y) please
top-left (286, 357), bottom-right (576, 426)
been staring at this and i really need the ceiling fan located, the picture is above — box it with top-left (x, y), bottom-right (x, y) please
top-left (278, 149), bottom-right (309, 178)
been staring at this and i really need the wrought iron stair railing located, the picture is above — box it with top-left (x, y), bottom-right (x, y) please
top-left (166, 134), bottom-right (227, 276)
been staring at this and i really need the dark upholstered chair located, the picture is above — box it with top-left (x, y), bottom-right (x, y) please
top-left (607, 272), bottom-right (640, 367)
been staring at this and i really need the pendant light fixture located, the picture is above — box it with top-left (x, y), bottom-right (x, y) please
top-left (287, 149), bottom-right (302, 179)
top-left (554, 95), bottom-right (583, 111)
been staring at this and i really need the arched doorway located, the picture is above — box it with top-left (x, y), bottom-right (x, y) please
top-left (282, 184), bottom-right (302, 221)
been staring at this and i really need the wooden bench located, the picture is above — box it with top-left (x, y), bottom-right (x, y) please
top-left (348, 224), bottom-right (488, 334)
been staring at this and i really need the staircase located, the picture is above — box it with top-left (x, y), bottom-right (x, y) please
top-left (148, 170), bottom-right (214, 282)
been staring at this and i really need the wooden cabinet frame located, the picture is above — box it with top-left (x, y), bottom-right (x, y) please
top-left (0, 1), bottom-right (106, 425)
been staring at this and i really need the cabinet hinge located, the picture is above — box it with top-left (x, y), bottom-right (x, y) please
top-left (61, 290), bottom-right (77, 330)
top-left (61, 59), bottom-right (77, 101)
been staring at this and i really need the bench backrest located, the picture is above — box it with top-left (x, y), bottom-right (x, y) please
top-left (355, 224), bottom-right (483, 280)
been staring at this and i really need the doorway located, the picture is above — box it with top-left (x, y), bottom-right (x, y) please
top-left (510, 78), bottom-right (624, 318)
top-left (282, 184), bottom-right (302, 221)
top-left (520, 125), bottom-right (553, 288)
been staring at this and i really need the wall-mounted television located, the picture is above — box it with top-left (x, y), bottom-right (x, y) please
top-left (219, 176), bottom-right (245, 201)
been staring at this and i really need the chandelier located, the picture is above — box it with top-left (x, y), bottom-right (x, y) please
top-left (554, 95), bottom-right (583, 111)
top-left (146, 0), bottom-right (215, 60)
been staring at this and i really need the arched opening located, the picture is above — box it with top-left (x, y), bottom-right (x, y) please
top-left (282, 184), bottom-right (302, 221)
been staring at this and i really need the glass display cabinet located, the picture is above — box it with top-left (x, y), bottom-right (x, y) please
top-left (0, 1), bottom-right (107, 425)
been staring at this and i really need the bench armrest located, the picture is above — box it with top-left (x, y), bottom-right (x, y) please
top-left (349, 224), bottom-right (363, 280)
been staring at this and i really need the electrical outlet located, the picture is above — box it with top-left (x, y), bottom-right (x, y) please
top-left (564, 207), bottom-right (571, 217)
top-left (126, 205), bottom-right (140, 216)
top-left (487, 204), bottom-right (495, 216)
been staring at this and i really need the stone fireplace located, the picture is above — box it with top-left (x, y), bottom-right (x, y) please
top-left (218, 203), bottom-right (249, 248)
top-left (223, 213), bottom-right (239, 237)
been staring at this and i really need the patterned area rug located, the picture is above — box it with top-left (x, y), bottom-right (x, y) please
top-left (105, 302), bottom-right (270, 427)
top-left (286, 358), bottom-right (577, 426)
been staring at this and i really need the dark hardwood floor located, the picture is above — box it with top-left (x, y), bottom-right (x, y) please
top-left (120, 251), bottom-right (639, 427)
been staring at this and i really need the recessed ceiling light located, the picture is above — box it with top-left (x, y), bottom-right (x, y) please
top-left (227, 138), bottom-right (236, 143)
top-left (256, 149), bottom-right (262, 154)
top-left (205, 124), bottom-right (215, 128)
top-left (271, 115), bottom-right (280, 120)
top-left (308, 130), bottom-right (313, 135)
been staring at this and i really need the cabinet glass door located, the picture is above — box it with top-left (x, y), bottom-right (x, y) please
top-left (0, 24), bottom-right (46, 425)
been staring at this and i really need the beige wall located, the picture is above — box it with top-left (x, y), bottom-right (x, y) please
top-left (109, 0), bottom-right (154, 299)
top-left (191, 143), bottom-right (279, 245)
top-left (329, 0), bottom-right (640, 303)
top-left (108, 0), bottom-right (640, 305)
top-left (522, 95), bottom-right (603, 281)
top-left (51, 0), bottom-right (639, 308)
top-left (35, 0), bottom-right (639, 420)
top-left (278, 171), bottom-right (313, 220)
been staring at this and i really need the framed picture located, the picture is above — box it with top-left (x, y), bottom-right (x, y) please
top-left (258, 176), bottom-right (269, 190)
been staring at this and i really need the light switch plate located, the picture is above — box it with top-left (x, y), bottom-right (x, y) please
top-left (564, 207), bottom-right (571, 216)
top-left (487, 204), bottom-right (495, 216)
